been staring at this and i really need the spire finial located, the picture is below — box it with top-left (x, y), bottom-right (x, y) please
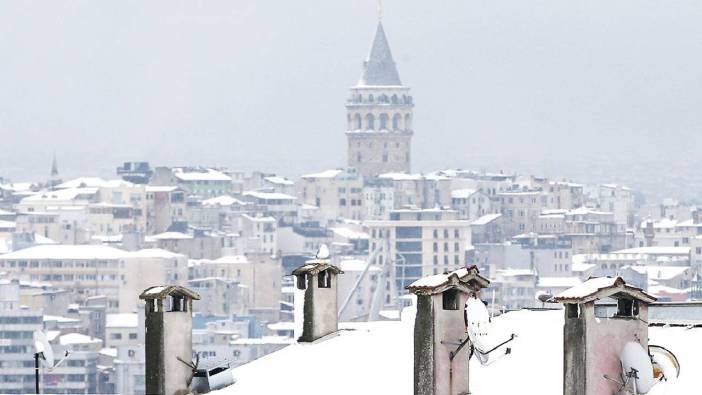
top-left (377, 0), bottom-right (383, 21)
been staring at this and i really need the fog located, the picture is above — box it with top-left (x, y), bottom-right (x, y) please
top-left (2, 0), bottom-right (702, 200)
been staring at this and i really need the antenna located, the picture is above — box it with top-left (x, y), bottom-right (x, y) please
top-left (33, 331), bottom-right (70, 394)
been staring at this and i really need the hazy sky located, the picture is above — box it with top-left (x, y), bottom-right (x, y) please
top-left (2, 1), bottom-right (702, 198)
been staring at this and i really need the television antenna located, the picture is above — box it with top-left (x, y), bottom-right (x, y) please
top-left (33, 331), bottom-right (69, 394)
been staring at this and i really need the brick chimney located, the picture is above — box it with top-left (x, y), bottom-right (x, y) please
top-left (552, 277), bottom-right (656, 395)
top-left (292, 254), bottom-right (343, 342)
top-left (407, 266), bottom-right (490, 395)
top-left (140, 285), bottom-right (201, 395)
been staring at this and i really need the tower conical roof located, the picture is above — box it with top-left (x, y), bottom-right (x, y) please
top-left (358, 22), bottom-right (402, 86)
top-left (51, 153), bottom-right (59, 177)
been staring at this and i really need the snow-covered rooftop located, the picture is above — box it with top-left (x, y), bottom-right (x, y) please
top-left (106, 313), bottom-right (138, 328)
top-left (213, 308), bottom-right (701, 395)
top-left (470, 213), bottom-right (502, 226)
top-left (613, 246), bottom-right (691, 256)
top-left (59, 333), bottom-right (102, 346)
top-left (450, 188), bottom-right (478, 199)
top-left (202, 195), bottom-right (245, 207)
top-left (301, 169), bottom-right (343, 179)
top-left (0, 244), bottom-right (126, 260)
top-left (151, 231), bottom-right (193, 240)
top-left (242, 191), bottom-right (296, 201)
top-left (264, 176), bottom-right (295, 185)
top-left (173, 168), bottom-right (231, 182)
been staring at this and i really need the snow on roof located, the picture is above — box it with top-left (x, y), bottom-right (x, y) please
top-left (0, 244), bottom-right (126, 260)
top-left (242, 191), bottom-right (296, 201)
top-left (0, 220), bottom-right (16, 229)
top-left (330, 227), bottom-right (369, 240)
top-left (377, 172), bottom-right (423, 181)
top-left (151, 232), bottom-right (193, 240)
top-left (202, 195), bottom-right (245, 207)
top-left (627, 266), bottom-right (690, 281)
top-left (126, 248), bottom-right (185, 259)
top-left (43, 315), bottom-right (81, 324)
top-left (264, 176), bottom-right (295, 185)
top-left (553, 277), bottom-right (655, 304)
top-left (21, 187), bottom-right (98, 202)
top-left (648, 284), bottom-right (689, 296)
top-left (59, 333), bottom-right (102, 345)
top-left (612, 246), bottom-right (690, 255)
top-left (173, 168), bottom-right (231, 182)
top-left (537, 277), bottom-right (582, 289)
top-left (100, 347), bottom-right (118, 358)
top-left (213, 255), bottom-right (249, 265)
top-left (407, 267), bottom-right (489, 294)
top-left (145, 186), bottom-right (178, 192)
top-left (495, 269), bottom-right (536, 277)
top-left (266, 322), bottom-right (296, 331)
top-left (450, 188), bottom-right (478, 199)
top-left (56, 177), bottom-right (134, 189)
top-left (106, 313), bottom-right (138, 328)
top-left (212, 309), bottom-right (702, 395)
top-left (301, 169), bottom-right (343, 179)
top-left (470, 213), bottom-right (502, 226)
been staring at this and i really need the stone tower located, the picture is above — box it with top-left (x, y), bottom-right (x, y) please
top-left (346, 21), bottom-right (413, 178)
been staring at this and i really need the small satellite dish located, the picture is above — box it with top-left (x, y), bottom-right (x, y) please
top-left (649, 345), bottom-right (680, 380)
top-left (315, 244), bottom-right (330, 260)
top-left (620, 342), bottom-right (656, 394)
top-left (33, 331), bottom-right (54, 368)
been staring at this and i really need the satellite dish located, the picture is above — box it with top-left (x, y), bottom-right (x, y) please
top-left (649, 345), bottom-right (680, 380)
top-left (315, 244), bottom-right (330, 260)
top-left (465, 297), bottom-right (491, 354)
top-left (33, 331), bottom-right (54, 367)
top-left (620, 342), bottom-right (656, 394)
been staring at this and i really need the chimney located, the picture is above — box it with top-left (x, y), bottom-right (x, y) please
top-left (292, 247), bottom-right (343, 342)
top-left (140, 285), bottom-right (201, 395)
top-left (552, 277), bottom-right (656, 395)
top-left (406, 266), bottom-right (490, 395)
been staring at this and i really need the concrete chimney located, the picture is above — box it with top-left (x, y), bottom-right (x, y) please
top-left (406, 266), bottom-right (490, 395)
top-left (552, 277), bottom-right (656, 395)
top-left (140, 285), bottom-right (201, 395)
top-left (292, 256), bottom-right (343, 342)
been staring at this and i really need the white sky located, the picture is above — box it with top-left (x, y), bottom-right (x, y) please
top-left (1, 0), bottom-right (702, 199)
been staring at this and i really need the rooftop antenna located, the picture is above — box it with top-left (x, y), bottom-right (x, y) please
top-left (33, 331), bottom-right (69, 394)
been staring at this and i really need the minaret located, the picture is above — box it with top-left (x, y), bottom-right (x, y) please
top-left (346, 19), bottom-right (413, 178)
top-left (49, 153), bottom-right (61, 188)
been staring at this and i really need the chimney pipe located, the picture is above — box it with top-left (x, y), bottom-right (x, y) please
top-left (292, 251), bottom-right (343, 342)
top-left (140, 285), bottom-right (201, 395)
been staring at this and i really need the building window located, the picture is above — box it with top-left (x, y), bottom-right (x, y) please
top-left (442, 289), bottom-right (460, 310)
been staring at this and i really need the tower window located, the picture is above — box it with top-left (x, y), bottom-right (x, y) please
top-left (382, 153), bottom-right (388, 162)
top-left (366, 113), bottom-right (375, 130)
top-left (368, 94), bottom-right (374, 103)
top-left (392, 113), bottom-right (401, 130)
top-left (379, 113), bottom-right (389, 130)
top-left (354, 114), bottom-right (362, 129)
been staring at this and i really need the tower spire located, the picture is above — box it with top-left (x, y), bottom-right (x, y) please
top-left (377, 0), bottom-right (383, 21)
top-left (50, 153), bottom-right (59, 178)
top-left (358, 21), bottom-right (402, 86)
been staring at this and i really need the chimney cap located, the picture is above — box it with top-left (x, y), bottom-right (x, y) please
top-left (551, 276), bottom-right (656, 304)
top-left (139, 285), bottom-right (201, 300)
top-left (406, 266), bottom-right (489, 296)
top-left (292, 261), bottom-right (343, 276)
